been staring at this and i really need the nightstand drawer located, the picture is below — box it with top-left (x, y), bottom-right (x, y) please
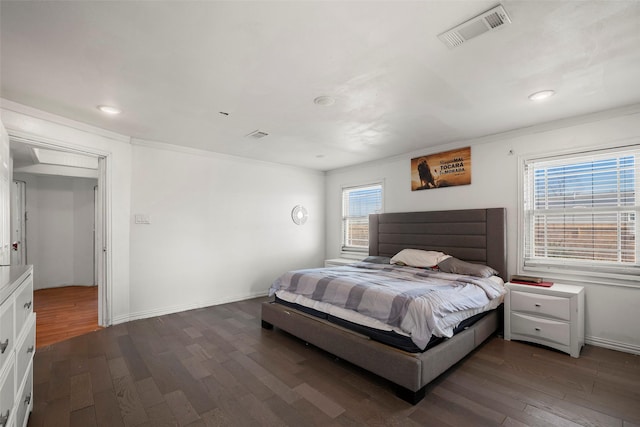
top-left (511, 290), bottom-right (571, 321)
top-left (510, 312), bottom-right (570, 346)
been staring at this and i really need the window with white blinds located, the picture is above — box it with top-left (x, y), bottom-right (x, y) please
top-left (522, 147), bottom-right (639, 278)
top-left (342, 183), bottom-right (383, 252)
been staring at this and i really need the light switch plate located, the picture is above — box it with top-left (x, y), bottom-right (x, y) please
top-left (134, 214), bottom-right (151, 224)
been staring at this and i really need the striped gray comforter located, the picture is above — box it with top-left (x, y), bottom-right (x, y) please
top-left (269, 262), bottom-right (506, 350)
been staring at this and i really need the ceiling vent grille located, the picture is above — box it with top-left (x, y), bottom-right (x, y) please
top-left (438, 5), bottom-right (511, 49)
top-left (246, 130), bottom-right (269, 139)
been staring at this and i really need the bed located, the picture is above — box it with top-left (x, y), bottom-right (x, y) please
top-left (261, 208), bottom-right (507, 404)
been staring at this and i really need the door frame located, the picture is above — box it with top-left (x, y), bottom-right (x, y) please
top-left (8, 130), bottom-right (113, 327)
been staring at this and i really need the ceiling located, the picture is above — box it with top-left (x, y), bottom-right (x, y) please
top-left (1, 1), bottom-right (640, 171)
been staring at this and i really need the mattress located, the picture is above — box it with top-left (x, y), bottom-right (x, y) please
top-left (273, 295), bottom-right (496, 352)
top-left (269, 262), bottom-right (506, 352)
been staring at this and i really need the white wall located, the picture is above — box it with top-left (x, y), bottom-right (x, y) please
top-left (326, 105), bottom-right (640, 354)
top-left (14, 173), bottom-right (97, 289)
top-left (128, 141), bottom-right (325, 320)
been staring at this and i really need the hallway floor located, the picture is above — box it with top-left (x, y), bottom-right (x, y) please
top-left (33, 285), bottom-right (102, 348)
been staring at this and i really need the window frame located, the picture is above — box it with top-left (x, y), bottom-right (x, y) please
top-left (517, 145), bottom-right (640, 286)
top-left (340, 181), bottom-right (384, 256)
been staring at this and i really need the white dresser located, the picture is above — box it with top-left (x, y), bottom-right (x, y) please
top-left (0, 266), bottom-right (35, 427)
top-left (504, 282), bottom-right (584, 358)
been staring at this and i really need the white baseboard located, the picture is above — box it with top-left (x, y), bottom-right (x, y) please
top-left (586, 335), bottom-right (640, 355)
top-left (111, 290), bottom-right (269, 325)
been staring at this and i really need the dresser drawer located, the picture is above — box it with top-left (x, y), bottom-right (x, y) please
top-left (0, 298), bottom-right (13, 372)
top-left (510, 290), bottom-right (571, 321)
top-left (15, 316), bottom-right (35, 387)
top-left (510, 312), bottom-right (570, 346)
top-left (15, 363), bottom-right (32, 427)
top-left (0, 358), bottom-right (15, 427)
top-left (14, 275), bottom-right (33, 338)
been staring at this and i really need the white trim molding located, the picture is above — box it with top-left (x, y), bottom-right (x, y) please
top-left (586, 335), bottom-right (640, 356)
top-left (114, 290), bottom-right (269, 325)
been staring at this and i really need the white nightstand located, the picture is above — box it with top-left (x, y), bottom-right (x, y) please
top-left (504, 282), bottom-right (585, 358)
top-left (324, 258), bottom-right (358, 267)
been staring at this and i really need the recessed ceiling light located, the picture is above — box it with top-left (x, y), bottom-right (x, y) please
top-left (97, 105), bottom-right (122, 115)
top-left (528, 90), bottom-right (555, 101)
top-left (313, 96), bottom-right (335, 106)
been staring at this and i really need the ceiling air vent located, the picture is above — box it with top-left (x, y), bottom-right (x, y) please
top-left (246, 130), bottom-right (269, 139)
top-left (438, 5), bottom-right (511, 49)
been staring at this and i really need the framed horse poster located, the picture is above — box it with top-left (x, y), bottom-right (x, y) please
top-left (411, 147), bottom-right (471, 191)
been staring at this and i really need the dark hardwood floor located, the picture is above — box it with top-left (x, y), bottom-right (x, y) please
top-left (29, 296), bottom-right (640, 427)
top-left (34, 285), bottom-right (102, 348)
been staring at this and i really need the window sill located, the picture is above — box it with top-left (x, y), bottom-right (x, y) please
top-left (521, 266), bottom-right (640, 289)
top-left (339, 252), bottom-right (367, 261)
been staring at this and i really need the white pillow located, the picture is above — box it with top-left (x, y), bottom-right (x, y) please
top-left (390, 249), bottom-right (451, 268)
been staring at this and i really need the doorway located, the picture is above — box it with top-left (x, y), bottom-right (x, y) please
top-left (8, 134), bottom-right (111, 327)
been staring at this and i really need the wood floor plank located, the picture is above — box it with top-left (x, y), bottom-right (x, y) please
top-left (237, 393), bottom-right (288, 427)
top-left (70, 372), bottom-right (94, 411)
top-left (88, 355), bottom-right (113, 394)
top-left (112, 375), bottom-right (149, 427)
top-left (93, 389), bottom-right (126, 427)
top-left (43, 397), bottom-right (71, 427)
top-left (69, 406), bottom-right (97, 427)
top-left (164, 389), bottom-right (200, 426)
top-left (29, 296), bottom-right (640, 427)
top-left (118, 334), bottom-right (152, 382)
top-left (145, 402), bottom-right (180, 427)
top-left (293, 382), bottom-right (346, 419)
top-left (135, 377), bottom-right (165, 409)
top-left (221, 357), bottom-right (275, 401)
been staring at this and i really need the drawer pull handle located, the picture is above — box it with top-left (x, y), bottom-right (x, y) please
top-left (24, 394), bottom-right (32, 405)
top-left (535, 327), bottom-right (541, 331)
top-left (0, 409), bottom-right (9, 427)
top-left (0, 339), bottom-right (8, 354)
top-left (27, 345), bottom-right (35, 354)
top-left (534, 303), bottom-right (541, 307)
top-left (24, 301), bottom-right (32, 309)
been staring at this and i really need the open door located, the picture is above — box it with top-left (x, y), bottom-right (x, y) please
top-left (10, 180), bottom-right (26, 265)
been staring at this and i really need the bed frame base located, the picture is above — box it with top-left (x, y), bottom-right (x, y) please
top-left (394, 384), bottom-right (427, 405)
top-left (261, 301), bottom-right (498, 404)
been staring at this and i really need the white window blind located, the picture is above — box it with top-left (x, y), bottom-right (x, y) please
top-left (523, 147), bottom-right (639, 277)
top-left (342, 183), bottom-right (383, 252)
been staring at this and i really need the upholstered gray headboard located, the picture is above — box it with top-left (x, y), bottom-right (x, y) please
top-left (369, 208), bottom-right (507, 279)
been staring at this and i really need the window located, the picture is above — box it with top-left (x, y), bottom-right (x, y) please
top-left (342, 183), bottom-right (383, 252)
top-left (522, 146), bottom-right (639, 279)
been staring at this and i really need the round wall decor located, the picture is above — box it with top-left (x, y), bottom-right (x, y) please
top-left (291, 205), bottom-right (308, 225)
